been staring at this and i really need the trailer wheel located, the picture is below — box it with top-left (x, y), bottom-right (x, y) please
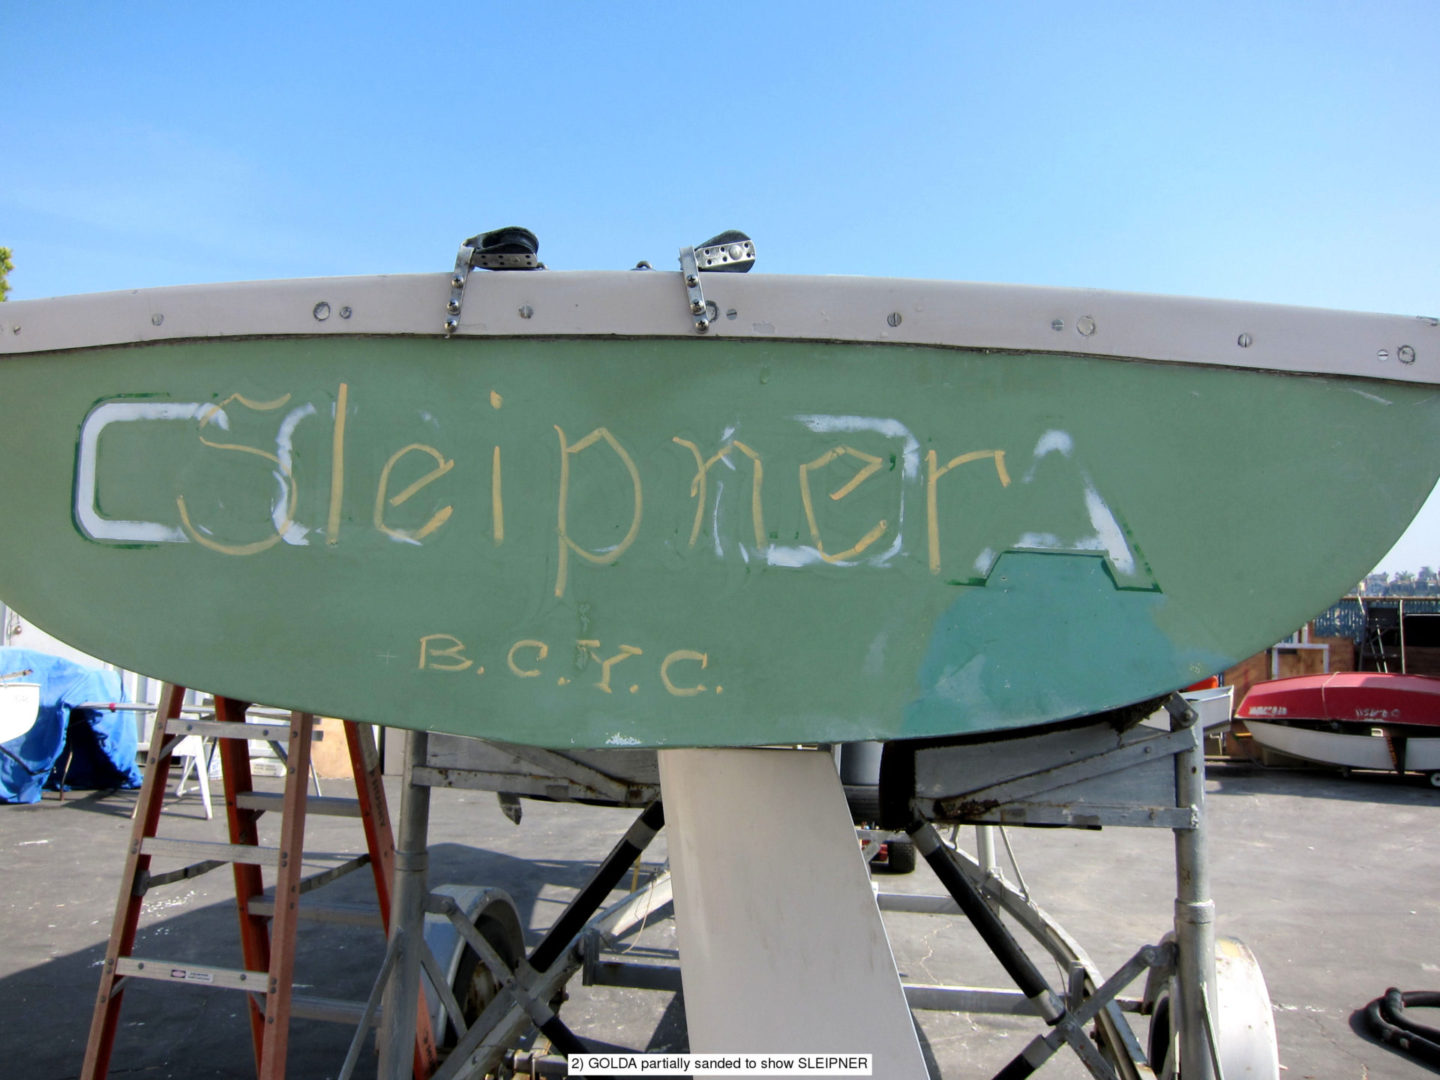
top-left (447, 899), bottom-right (528, 1048)
top-left (1214, 937), bottom-right (1279, 1079)
top-left (1147, 937), bottom-right (1278, 1079)
top-left (425, 887), bottom-right (528, 1051)
top-left (1427, 770), bottom-right (1440, 788)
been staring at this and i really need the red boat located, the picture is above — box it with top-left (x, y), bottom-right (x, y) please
top-left (1236, 671), bottom-right (1440, 785)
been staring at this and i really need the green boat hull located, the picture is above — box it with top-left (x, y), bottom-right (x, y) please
top-left (1, 335), bottom-right (1436, 747)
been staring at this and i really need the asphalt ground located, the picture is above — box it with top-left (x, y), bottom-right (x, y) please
top-left (2, 759), bottom-right (1437, 1079)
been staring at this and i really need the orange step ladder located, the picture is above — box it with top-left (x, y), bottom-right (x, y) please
top-left (80, 684), bottom-right (437, 1080)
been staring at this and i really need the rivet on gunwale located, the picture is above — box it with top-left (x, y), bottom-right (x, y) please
top-left (1399, 345), bottom-right (1416, 364)
top-left (150, 313), bottom-right (164, 327)
top-left (1076, 315), bottom-right (1097, 337)
top-left (1237, 333), bottom-right (1253, 348)
top-left (887, 312), bottom-right (903, 328)
top-left (313, 302), bottom-right (331, 321)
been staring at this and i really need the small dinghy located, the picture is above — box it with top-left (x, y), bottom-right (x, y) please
top-left (1237, 671), bottom-right (1440, 784)
top-left (0, 672), bottom-right (41, 744)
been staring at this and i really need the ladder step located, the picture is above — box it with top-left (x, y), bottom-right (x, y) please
top-left (142, 836), bottom-right (280, 866)
top-left (115, 957), bottom-right (265, 992)
top-left (112, 960), bottom-right (379, 1027)
top-left (140, 836), bottom-right (364, 868)
top-left (237, 791), bottom-right (365, 817)
top-left (165, 717), bottom-right (293, 742)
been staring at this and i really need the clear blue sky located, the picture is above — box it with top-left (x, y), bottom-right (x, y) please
top-left (5, 1), bottom-right (1438, 573)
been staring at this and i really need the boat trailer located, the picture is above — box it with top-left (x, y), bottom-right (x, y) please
top-left (353, 693), bottom-right (1277, 1079)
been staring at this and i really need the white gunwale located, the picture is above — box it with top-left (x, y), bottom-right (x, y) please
top-left (1, 270), bottom-right (1437, 386)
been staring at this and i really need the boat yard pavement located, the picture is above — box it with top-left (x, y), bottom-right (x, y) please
top-left (1, 761), bottom-right (1437, 1079)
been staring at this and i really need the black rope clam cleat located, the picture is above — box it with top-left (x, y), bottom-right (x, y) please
top-left (445, 227), bottom-right (542, 333)
top-left (465, 226), bottom-right (543, 271)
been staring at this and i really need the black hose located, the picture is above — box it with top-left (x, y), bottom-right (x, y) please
top-left (1362, 988), bottom-right (1440, 1069)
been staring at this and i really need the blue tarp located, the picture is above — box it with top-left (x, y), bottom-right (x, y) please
top-left (0, 647), bottom-right (142, 804)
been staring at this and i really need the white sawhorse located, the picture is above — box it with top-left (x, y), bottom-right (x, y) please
top-left (172, 734), bottom-right (216, 818)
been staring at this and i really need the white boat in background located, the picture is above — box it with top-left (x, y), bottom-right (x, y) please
top-left (0, 679), bottom-right (41, 743)
top-left (1237, 671), bottom-right (1440, 785)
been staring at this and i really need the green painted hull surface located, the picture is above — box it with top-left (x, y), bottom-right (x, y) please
top-left (1, 336), bottom-right (1435, 747)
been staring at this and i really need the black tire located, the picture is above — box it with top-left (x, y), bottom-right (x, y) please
top-left (884, 839), bottom-right (917, 875)
top-left (1147, 990), bottom-right (1176, 1078)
